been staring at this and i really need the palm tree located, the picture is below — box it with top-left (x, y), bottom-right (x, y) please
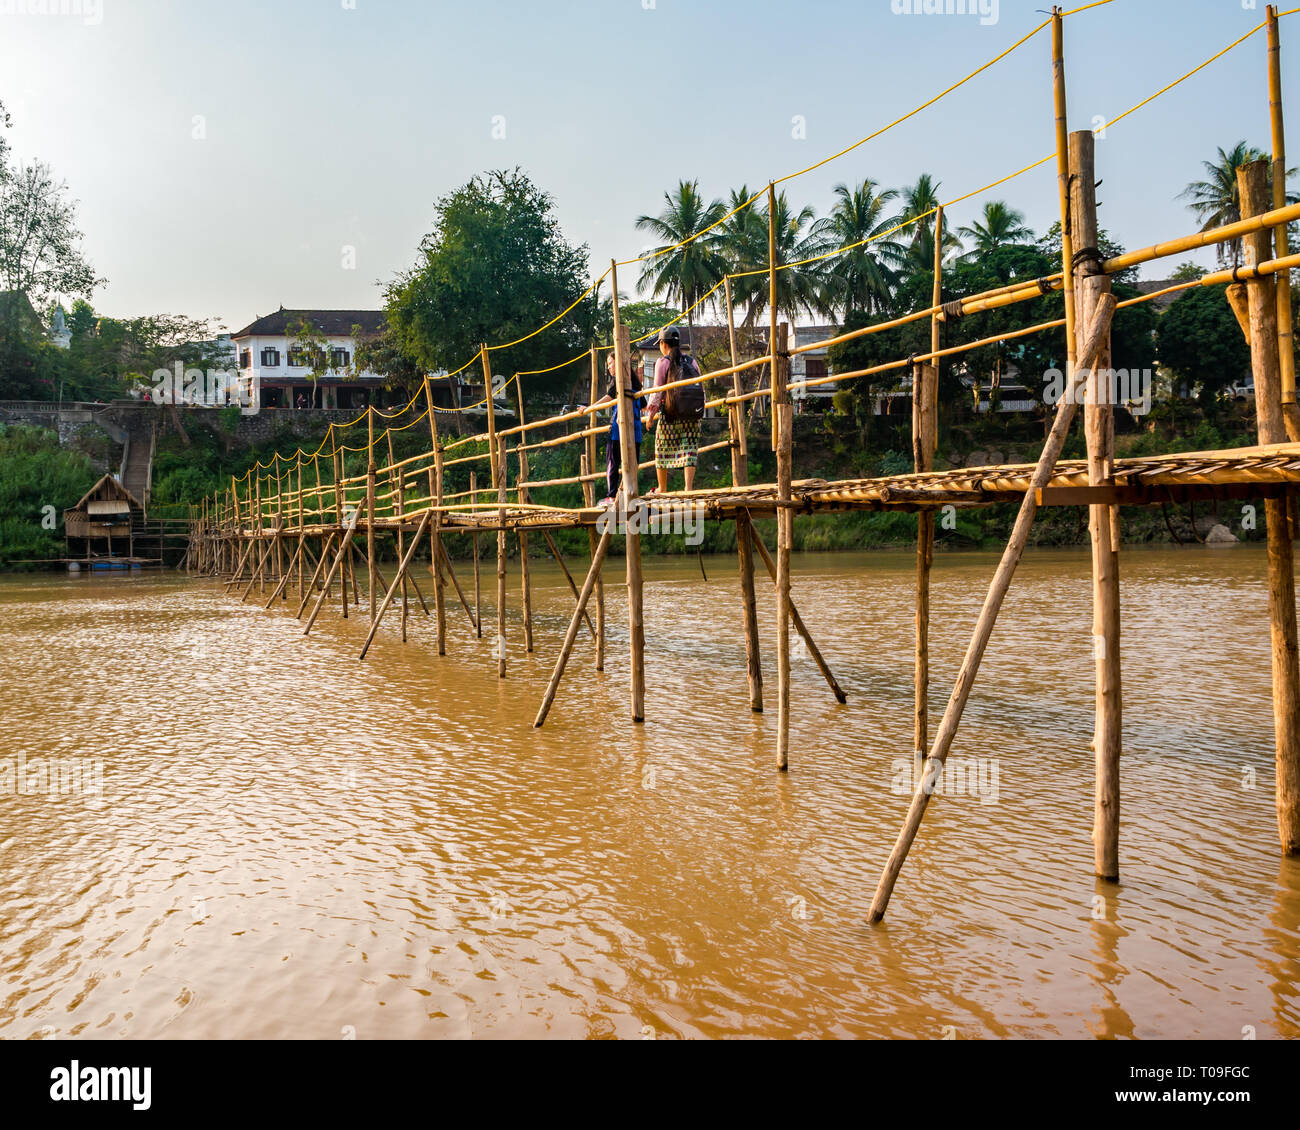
top-left (899, 173), bottom-right (942, 249)
top-left (956, 201), bottom-right (1034, 260)
top-left (811, 179), bottom-right (905, 319)
top-left (635, 181), bottom-right (727, 341)
top-left (1179, 142), bottom-right (1296, 267)
top-left (716, 185), bottom-right (770, 327)
top-left (742, 191), bottom-right (825, 328)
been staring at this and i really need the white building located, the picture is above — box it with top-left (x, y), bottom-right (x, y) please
top-left (232, 308), bottom-right (387, 410)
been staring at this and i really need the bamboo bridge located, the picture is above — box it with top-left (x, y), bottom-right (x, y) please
top-left (188, 4), bottom-right (1300, 921)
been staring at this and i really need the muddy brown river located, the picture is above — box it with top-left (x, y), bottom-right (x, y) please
top-left (0, 545), bottom-right (1295, 1039)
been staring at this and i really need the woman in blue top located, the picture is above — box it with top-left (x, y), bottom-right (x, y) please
top-left (596, 349), bottom-right (643, 504)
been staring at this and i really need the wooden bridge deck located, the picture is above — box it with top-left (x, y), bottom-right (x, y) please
top-left (226, 442), bottom-right (1300, 537)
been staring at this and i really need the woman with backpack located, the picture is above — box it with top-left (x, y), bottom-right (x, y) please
top-left (646, 327), bottom-right (703, 493)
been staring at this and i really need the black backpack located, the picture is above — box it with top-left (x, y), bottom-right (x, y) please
top-left (664, 355), bottom-right (705, 423)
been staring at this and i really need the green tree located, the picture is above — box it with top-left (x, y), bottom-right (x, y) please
top-left (384, 169), bottom-right (593, 395)
top-left (617, 300), bottom-right (679, 342)
top-left (1170, 261), bottom-right (1208, 282)
top-left (1157, 285), bottom-right (1251, 400)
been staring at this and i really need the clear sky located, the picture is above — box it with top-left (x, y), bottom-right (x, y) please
top-left (0, 0), bottom-right (1291, 336)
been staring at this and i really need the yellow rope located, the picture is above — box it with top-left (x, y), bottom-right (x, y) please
top-left (1105, 18), bottom-right (1267, 132)
top-left (773, 16), bottom-right (1052, 188)
top-left (514, 350), bottom-right (591, 379)
top-left (486, 268), bottom-right (610, 353)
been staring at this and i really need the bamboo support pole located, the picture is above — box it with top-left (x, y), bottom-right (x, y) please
top-left (914, 205), bottom-right (943, 759)
top-left (516, 377), bottom-right (534, 653)
top-left (726, 276), bottom-right (763, 712)
top-left (611, 263), bottom-right (645, 723)
top-left (1240, 159), bottom-right (1300, 856)
top-left (774, 326), bottom-right (793, 770)
top-left (580, 454), bottom-right (605, 670)
top-left (534, 527), bottom-right (613, 728)
top-left (868, 292), bottom-right (1117, 923)
top-left (481, 344), bottom-right (498, 487)
top-left (366, 408), bottom-right (377, 622)
top-left (425, 379), bottom-right (448, 657)
top-left (584, 348), bottom-right (606, 670)
top-left (386, 432), bottom-right (410, 642)
top-left (331, 438), bottom-right (349, 619)
top-left (470, 470), bottom-right (482, 637)
top-left (748, 524), bottom-right (845, 704)
top-left (254, 476), bottom-right (265, 595)
top-left (1072, 129), bottom-right (1122, 880)
top-left (1053, 9), bottom-right (1077, 376)
top-left (496, 435), bottom-right (508, 678)
top-left (1268, 5), bottom-right (1298, 437)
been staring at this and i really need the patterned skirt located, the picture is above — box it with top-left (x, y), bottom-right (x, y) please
top-left (654, 418), bottom-right (701, 469)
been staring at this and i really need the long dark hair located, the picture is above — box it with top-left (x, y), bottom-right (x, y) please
top-left (666, 340), bottom-right (685, 382)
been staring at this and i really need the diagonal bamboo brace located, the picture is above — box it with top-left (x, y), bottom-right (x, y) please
top-left (748, 525), bottom-right (847, 704)
top-left (534, 527), bottom-right (613, 728)
top-left (867, 292), bottom-right (1116, 924)
top-left (359, 512), bottom-right (433, 660)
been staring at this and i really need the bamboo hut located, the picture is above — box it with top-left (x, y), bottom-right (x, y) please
top-left (64, 475), bottom-right (145, 565)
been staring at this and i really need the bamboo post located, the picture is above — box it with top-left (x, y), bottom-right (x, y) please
top-left (1053, 8), bottom-right (1078, 375)
top-left (1268, 5), bottom-right (1299, 440)
top-left (330, 433), bottom-right (347, 617)
top-left (515, 375), bottom-right (534, 654)
top-left (611, 260), bottom-right (645, 723)
top-left (580, 452), bottom-right (606, 670)
top-left (767, 179), bottom-right (794, 766)
top-left (1240, 159), bottom-right (1300, 855)
top-left (386, 432), bottom-right (409, 643)
top-left (724, 275), bottom-right (749, 476)
top-left (868, 292), bottom-right (1117, 922)
top-left (254, 475), bottom-right (265, 595)
top-left (534, 527), bottom-right (613, 728)
top-left (366, 407), bottom-right (377, 622)
top-left (273, 456), bottom-right (284, 587)
top-left (481, 344), bottom-right (498, 487)
top-left (296, 459), bottom-right (305, 603)
top-left (914, 206), bottom-right (943, 758)
top-left (425, 379), bottom-right (448, 657)
top-left (727, 275), bottom-right (763, 713)
top-left (496, 435), bottom-right (508, 678)
top-left (470, 470), bottom-right (482, 637)
top-left (1071, 129), bottom-right (1122, 880)
top-left (584, 346), bottom-right (606, 670)
top-left (774, 324), bottom-right (793, 770)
